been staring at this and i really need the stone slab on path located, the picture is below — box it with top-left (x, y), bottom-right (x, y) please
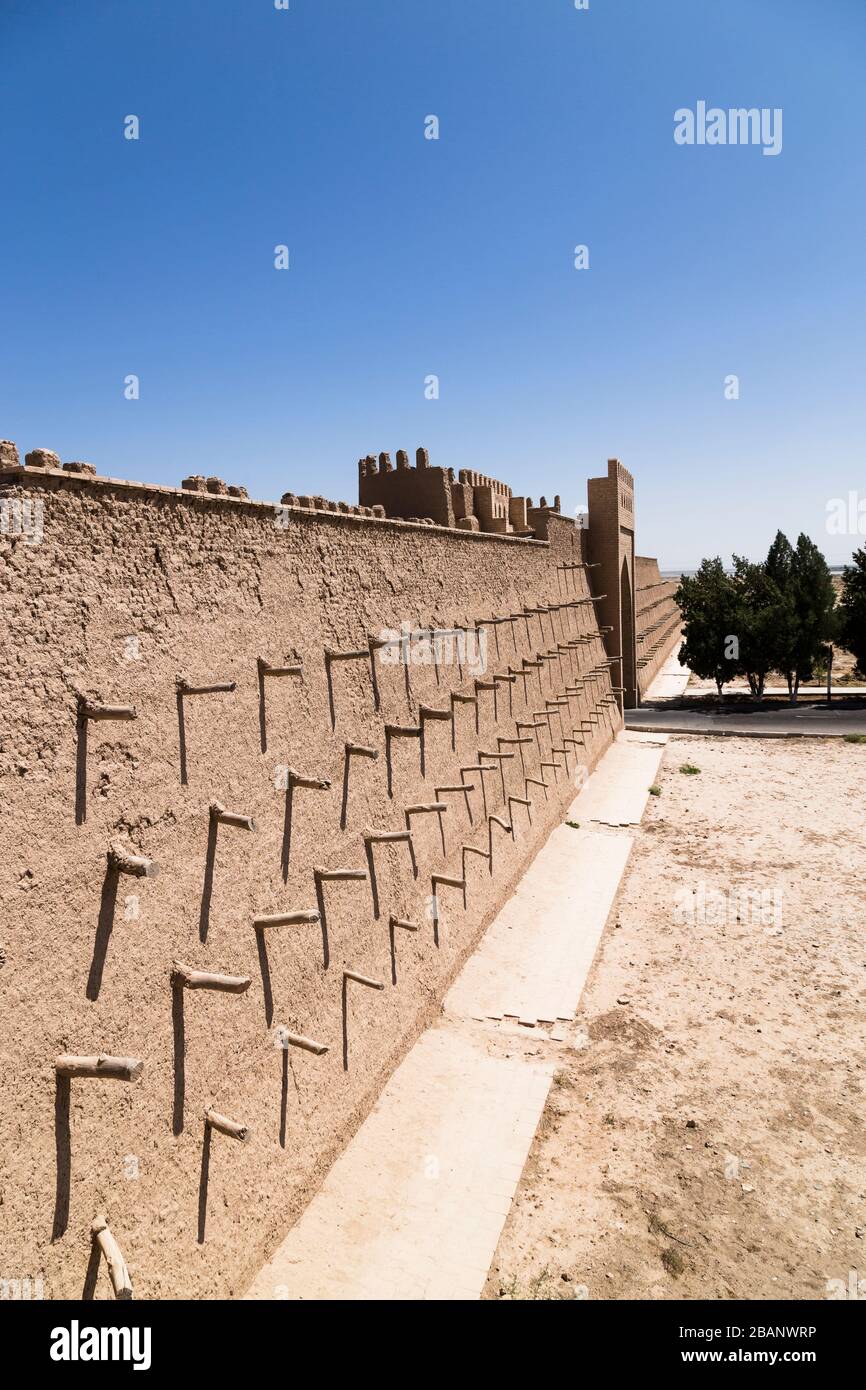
top-left (244, 1025), bottom-right (553, 1301)
top-left (567, 729), bottom-right (668, 828)
top-left (443, 827), bottom-right (633, 1027)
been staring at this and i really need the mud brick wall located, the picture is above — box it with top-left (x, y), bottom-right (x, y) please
top-left (0, 466), bottom-right (622, 1300)
top-left (634, 556), bottom-right (683, 696)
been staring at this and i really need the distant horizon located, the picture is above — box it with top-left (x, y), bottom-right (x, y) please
top-left (661, 561), bottom-right (853, 578)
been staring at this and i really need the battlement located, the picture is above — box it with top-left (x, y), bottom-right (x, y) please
top-left (0, 445), bottom-right (554, 554)
top-left (357, 447), bottom-right (457, 527)
top-left (358, 447), bottom-right (562, 538)
top-left (359, 447), bottom-right (431, 476)
top-left (610, 457), bottom-right (635, 492)
top-left (606, 456), bottom-right (635, 516)
top-left (457, 469), bottom-right (512, 497)
top-left (3, 438), bottom-right (569, 546)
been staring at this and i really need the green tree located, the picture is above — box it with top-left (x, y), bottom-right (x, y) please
top-left (764, 531), bottom-right (836, 702)
top-left (819, 600), bottom-right (847, 703)
top-left (765, 530), bottom-right (795, 589)
top-left (676, 558), bottom-right (741, 700)
top-left (762, 531), bottom-right (799, 698)
top-left (785, 534), bottom-right (837, 702)
top-left (838, 547), bottom-right (866, 679)
top-left (731, 556), bottom-right (790, 702)
top-left (679, 534), bottom-right (838, 703)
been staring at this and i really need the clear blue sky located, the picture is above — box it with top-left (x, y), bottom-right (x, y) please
top-left (1, 0), bottom-right (864, 568)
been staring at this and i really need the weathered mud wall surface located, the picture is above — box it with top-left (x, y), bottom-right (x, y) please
top-left (635, 555), bottom-right (682, 697)
top-left (0, 468), bottom-right (621, 1299)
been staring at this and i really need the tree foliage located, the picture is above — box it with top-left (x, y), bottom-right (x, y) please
top-left (838, 547), bottom-right (866, 679)
top-left (676, 532), bottom-right (840, 702)
top-left (731, 554), bottom-right (792, 701)
top-left (676, 559), bottom-right (740, 698)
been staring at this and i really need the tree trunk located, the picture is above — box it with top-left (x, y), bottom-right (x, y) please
top-left (827, 647), bottom-right (833, 705)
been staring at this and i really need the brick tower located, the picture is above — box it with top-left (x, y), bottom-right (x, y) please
top-left (587, 458), bottom-right (637, 709)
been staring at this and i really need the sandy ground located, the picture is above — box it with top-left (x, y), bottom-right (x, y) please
top-left (484, 734), bottom-right (866, 1300)
top-left (685, 660), bottom-right (860, 695)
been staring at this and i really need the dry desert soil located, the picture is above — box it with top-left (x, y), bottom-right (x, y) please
top-left (484, 734), bottom-right (865, 1300)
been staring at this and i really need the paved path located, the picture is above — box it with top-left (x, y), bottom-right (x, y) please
top-left (643, 642), bottom-right (690, 700)
top-left (627, 704), bottom-right (866, 738)
top-left (244, 732), bottom-right (666, 1301)
top-left (245, 1027), bottom-right (553, 1301)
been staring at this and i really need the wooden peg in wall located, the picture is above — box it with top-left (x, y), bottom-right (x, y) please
top-left (107, 846), bottom-right (157, 878)
top-left (253, 909), bottom-right (320, 929)
top-left (171, 962), bottom-right (251, 993)
top-left (78, 698), bottom-right (137, 722)
top-left (176, 678), bottom-right (237, 696)
top-left (210, 801), bottom-right (256, 831)
top-left (56, 1054), bottom-right (143, 1081)
top-left (90, 1217), bottom-right (133, 1300)
top-left (204, 1108), bottom-right (250, 1142)
top-left (276, 1027), bottom-right (329, 1056)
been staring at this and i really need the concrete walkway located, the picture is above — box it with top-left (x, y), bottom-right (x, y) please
top-left (642, 642), bottom-right (690, 700)
top-left (244, 731), bottom-right (667, 1301)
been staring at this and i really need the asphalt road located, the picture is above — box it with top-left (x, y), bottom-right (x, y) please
top-left (625, 701), bottom-right (866, 738)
